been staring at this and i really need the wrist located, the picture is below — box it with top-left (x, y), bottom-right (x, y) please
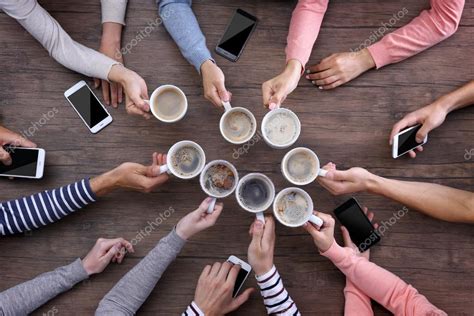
top-left (435, 95), bottom-right (458, 114)
top-left (101, 22), bottom-right (123, 46)
top-left (90, 168), bottom-right (120, 197)
top-left (359, 48), bottom-right (376, 72)
top-left (176, 220), bottom-right (192, 240)
top-left (81, 258), bottom-right (94, 276)
top-left (200, 59), bottom-right (216, 74)
top-left (254, 263), bottom-right (273, 277)
top-left (284, 59), bottom-right (303, 77)
top-left (366, 172), bottom-right (384, 195)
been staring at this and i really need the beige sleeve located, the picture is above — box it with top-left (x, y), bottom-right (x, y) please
top-left (101, 0), bottom-right (128, 25)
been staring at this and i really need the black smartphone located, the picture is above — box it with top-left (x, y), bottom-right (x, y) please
top-left (215, 9), bottom-right (257, 62)
top-left (334, 198), bottom-right (380, 252)
top-left (0, 146), bottom-right (45, 179)
top-left (227, 255), bottom-right (252, 297)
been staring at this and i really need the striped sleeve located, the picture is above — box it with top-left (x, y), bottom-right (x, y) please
top-left (182, 301), bottom-right (204, 316)
top-left (0, 179), bottom-right (96, 236)
top-left (256, 265), bottom-right (300, 315)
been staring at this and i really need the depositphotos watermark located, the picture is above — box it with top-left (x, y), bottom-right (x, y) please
top-left (350, 7), bottom-right (408, 55)
top-left (232, 131), bottom-right (263, 160)
top-left (358, 206), bottom-right (409, 251)
top-left (464, 148), bottom-right (474, 160)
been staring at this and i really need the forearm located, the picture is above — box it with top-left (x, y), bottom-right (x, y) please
top-left (256, 266), bottom-right (301, 315)
top-left (369, 175), bottom-right (474, 223)
top-left (101, 22), bottom-right (123, 48)
top-left (322, 242), bottom-right (446, 315)
top-left (0, 179), bottom-right (96, 236)
top-left (158, 0), bottom-right (212, 72)
top-left (96, 229), bottom-right (186, 315)
top-left (285, 0), bottom-right (329, 70)
top-left (0, 259), bottom-right (88, 315)
top-left (436, 80), bottom-right (474, 113)
top-left (343, 278), bottom-right (373, 316)
top-left (90, 168), bottom-right (120, 197)
top-left (367, 0), bottom-right (464, 68)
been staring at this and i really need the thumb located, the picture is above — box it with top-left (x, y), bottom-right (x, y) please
top-left (326, 169), bottom-right (349, 181)
top-left (268, 90), bottom-right (285, 109)
top-left (0, 147), bottom-right (12, 165)
top-left (132, 95), bottom-right (150, 112)
top-left (340, 226), bottom-right (352, 246)
top-left (94, 78), bottom-right (100, 88)
top-left (416, 123), bottom-right (430, 143)
top-left (216, 82), bottom-right (230, 102)
top-left (250, 220), bottom-right (264, 249)
top-left (231, 287), bottom-right (254, 310)
top-left (104, 243), bottom-right (121, 263)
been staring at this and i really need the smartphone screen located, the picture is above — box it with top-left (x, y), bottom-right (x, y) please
top-left (0, 147), bottom-right (39, 177)
top-left (217, 9), bottom-right (257, 59)
top-left (66, 85), bottom-right (109, 128)
top-left (233, 267), bottom-right (250, 297)
top-left (398, 125), bottom-right (423, 155)
top-left (334, 198), bottom-right (380, 252)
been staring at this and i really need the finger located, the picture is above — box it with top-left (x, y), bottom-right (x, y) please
top-left (325, 169), bottom-right (350, 181)
top-left (314, 211), bottom-right (334, 225)
top-left (110, 82), bottom-right (118, 108)
top-left (102, 81), bottom-right (110, 106)
top-left (103, 243), bottom-right (121, 262)
top-left (127, 104), bottom-right (150, 118)
top-left (207, 202), bottom-right (223, 223)
top-left (302, 221), bottom-right (319, 239)
top-left (0, 147), bottom-right (12, 165)
top-left (15, 136), bottom-right (36, 148)
top-left (416, 124), bottom-right (430, 143)
top-left (98, 238), bottom-right (128, 251)
top-left (306, 68), bottom-right (336, 80)
top-left (216, 82), bottom-right (230, 102)
top-left (312, 75), bottom-right (339, 87)
top-left (319, 80), bottom-right (343, 90)
top-left (199, 264), bottom-right (212, 283)
top-left (362, 207), bottom-right (368, 215)
top-left (226, 263), bottom-right (241, 284)
top-left (141, 174), bottom-right (170, 190)
top-left (210, 262), bottom-right (222, 277)
top-left (131, 95), bottom-right (150, 113)
top-left (250, 219), bottom-right (264, 250)
top-left (340, 226), bottom-right (352, 246)
top-left (118, 84), bottom-right (123, 104)
top-left (408, 150), bottom-right (416, 159)
top-left (94, 78), bottom-right (101, 89)
top-left (367, 212), bottom-right (374, 222)
top-left (217, 261), bottom-right (233, 281)
top-left (207, 89), bottom-right (223, 108)
top-left (268, 90), bottom-right (285, 109)
top-left (416, 146), bottom-right (424, 152)
top-left (389, 116), bottom-right (417, 145)
top-left (231, 288), bottom-right (254, 310)
top-left (262, 216), bottom-right (275, 245)
top-left (261, 82), bottom-right (272, 107)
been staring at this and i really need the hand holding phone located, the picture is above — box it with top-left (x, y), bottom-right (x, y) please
top-left (334, 198), bottom-right (380, 252)
top-left (0, 146), bottom-right (45, 179)
top-left (227, 255), bottom-right (252, 297)
top-left (392, 124), bottom-right (428, 158)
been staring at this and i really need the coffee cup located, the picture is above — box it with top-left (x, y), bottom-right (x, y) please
top-left (149, 85), bottom-right (188, 123)
top-left (236, 173), bottom-right (275, 223)
top-left (273, 187), bottom-right (323, 227)
top-left (159, 141), bottom-right (206, 179)
top-left (220, 101), bottom-right (257, 144)
top-left (281, 147), bottom-right (327, 185)
top-left (261, 108), bottom-right (301, 149)
top-left (200, 160), bottom-right (239, 213)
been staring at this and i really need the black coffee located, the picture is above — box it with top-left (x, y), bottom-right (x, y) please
top-left (239, 178), bottom-right (270, 209)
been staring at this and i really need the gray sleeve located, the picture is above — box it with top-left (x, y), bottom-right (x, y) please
top-left (95, 229), bottom-right (186, 316)
top-left (101, 0), bottom-right (128, 25)
top-left (158, 0), bottom-right (213, 73)
top-left (0, 259), bottom-right (89, 316)
top-left (0, 0), bottom-right (119, 80)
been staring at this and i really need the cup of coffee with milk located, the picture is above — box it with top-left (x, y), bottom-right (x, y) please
top-left (149, 85), bottom-right (188, 123)
top-left (159, 141), bottom-right (206, 179)
top-left (261, 107), bottom-right (301, 149)
top-left (220, 101), bottom-right (257, 144)
top-left (236, 173), bottom-right (275, 223)
top-left (281, 147), bottom-right (327, 185)
top-left (273, 187), bottom-right (323, 228)
top-left (200, 160), bottom-right (239, 213)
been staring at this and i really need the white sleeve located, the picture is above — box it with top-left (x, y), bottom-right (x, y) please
top-left (101, 0), bottom-right (128, 25)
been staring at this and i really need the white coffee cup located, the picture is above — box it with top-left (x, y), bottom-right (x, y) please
top-left (261, 107), bottom-right (301, 149)
top-left (200, 160), bottom-right (239, 213)
top-left (159, 140), bottom-right (206, 179)
top-left (273, 187), bottom-right (323, 227)
top-left (149, 85), bottom-right (188, 123)
top-left (281, 147), bottom-right (327, 186)
top-left (220, 101), bottom-right (257, 144)
top-left (236, 173), bottom-right (275, 223)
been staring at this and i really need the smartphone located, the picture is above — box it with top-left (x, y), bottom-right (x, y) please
top-left (392, 124), bottom-right (428, 159)
top-left (215, 9), bottom-right (257, 62)
top-left (0, 147), bottom-right (45, 179)
top-left (334, 198), bottom-right (380, 252)
top-left (227, 255), bottom-right (252, 297)
top-left (64, 81), bottom-right (113, 134)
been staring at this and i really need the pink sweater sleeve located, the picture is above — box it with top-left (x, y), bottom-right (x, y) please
top-left (285, 0), bottom-right (329, 69)
top-left (344, 278), bottom-right (373, 316)
top-left (322, 241), bottom-right (447, 316)
top-left (367, 0), bottom-right (464, 68)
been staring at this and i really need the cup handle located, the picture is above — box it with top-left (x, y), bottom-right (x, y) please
top-left (318, 168), bottom-right (328, 177)
top-left (222, 101), bottom-right (232, 112)
top-left (256, 211), bottom-right (265, 223)
top-left (207, 197), bottom-right (217, 214)
top-left (159, 164), bottom-right (170, 175)
top-left (308, 214), bottom-right (323, 227)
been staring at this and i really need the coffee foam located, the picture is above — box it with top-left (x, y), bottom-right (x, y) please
top-left (222, 110), bottom-right (254, 142)
top-left (276, 191), bottom-right (309, 225)
top-left (264, 112), bottom-right (298, 145)
top-left (286, 151), bottom-right (317, 183)
top-left (152, 88), bottom-right (185, 120)
top-left (171, 146), bottom-right (203, 177)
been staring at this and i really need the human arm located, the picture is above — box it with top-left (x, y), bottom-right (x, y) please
top-left (95, 198), bottom-right (223, 315)
top-left (317, 164), bottom-right (474, 224)
top-left (0, 238), bottom-right (132, 315)
top-left (390, 80), bottom-right (474, 158)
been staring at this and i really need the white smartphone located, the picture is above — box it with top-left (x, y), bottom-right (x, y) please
top-left (0, 147), bottom-right (45, 179)
top-left (392, 124), bottom-right (428, 159)
top-left (64, 80), bottom-right (112, 134)
top-left (227, 255), bottom-right (252, 297)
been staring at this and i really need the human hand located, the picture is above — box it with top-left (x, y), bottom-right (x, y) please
top-left (303, 211), bottom-right (335, 253)
top-left (176, 198), bottom-right (223, 240)
top-left (262, 59), bottom-right (302, 109)
top-left (82, 237), bottom-right (134, 275)
top-left (247, 216), bottom-right (275, 276)
top-left (194, 261), bottom-right (254, 316)
top-left (0, 125), bottom-right (37, 166)
top-left (305, 49), bottom-right (375, 90)
top-left (90, 152), bottom-right (169, 196)
top-left (317, 163), bottom-right (377, 195)
top-left (389, 102), bottom-right (448, 158)
top-left (94, 22), bottom-right (124, 108)
top-left (108, 65), bottom-right (151, 119)
top-left (341, 207), bottom-right (378, 260)
top-left (201, 60), bottom-right (231, 108)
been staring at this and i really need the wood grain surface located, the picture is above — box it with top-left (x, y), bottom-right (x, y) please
top-left (0, 0), bottom-right (473, 315)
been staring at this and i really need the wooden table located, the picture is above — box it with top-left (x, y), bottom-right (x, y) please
top-left (0, 0), bottom-right (473, 314)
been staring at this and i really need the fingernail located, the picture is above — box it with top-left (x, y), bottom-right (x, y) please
top-left (305, 75), bottom-right (310, 79)
top-left (416, 137), bottom-right (422, 143)
top-left (311, 81), bottom-right (316, 85)
top-left (306, 69), bottom-right (310, 74)
top-left (255, 221), bottom-right (263, 228)
top-left (269, 103), bottom-right (277, 110)
top-left (318, 86), bottom-right (323, 90)
top-left (206, 197), bottom-right (212, 202)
